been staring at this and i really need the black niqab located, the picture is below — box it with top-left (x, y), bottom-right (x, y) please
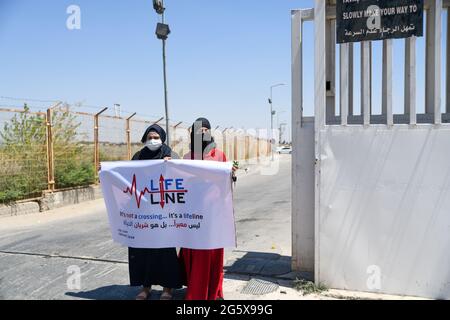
top-left (190, 118), bottom-right (215, 160)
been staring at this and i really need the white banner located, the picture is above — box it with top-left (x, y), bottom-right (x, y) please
top-left (99, 160), bottom-right (236, 249)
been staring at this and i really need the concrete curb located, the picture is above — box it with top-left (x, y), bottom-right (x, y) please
top-left (0, 185), bottom-right (103, 218)
top-left (0, 201), bottom-right (40, 217)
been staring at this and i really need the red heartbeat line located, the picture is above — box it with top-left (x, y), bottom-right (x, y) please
top-left (123, 174), bottom-right (187, 209)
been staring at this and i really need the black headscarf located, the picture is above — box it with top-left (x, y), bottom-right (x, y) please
top-left (140, 124), bottom-right (167, 144)
top-left (133, 124), bottom-right (172, 160)
top-left (190, 117), bottom-right (216, 160)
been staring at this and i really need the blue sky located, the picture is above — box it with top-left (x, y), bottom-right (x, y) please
top-left (0, 0), bottom-right (447, 136)
top-left (0, 0), bottom-right (306, 135)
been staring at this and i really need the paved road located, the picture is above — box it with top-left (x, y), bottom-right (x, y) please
top-left (0, 155), bottom-right (293, 300)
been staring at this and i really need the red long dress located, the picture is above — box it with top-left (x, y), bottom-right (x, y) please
top-left (179, 147), bottom-right (228, 300)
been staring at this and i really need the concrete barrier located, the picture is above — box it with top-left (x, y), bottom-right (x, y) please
top-left (40, 185), bottom-right (103, 211)
top-left (0, 201), bottom-right (41, 217)
top-left (0, 185), bottom-right (103, 217)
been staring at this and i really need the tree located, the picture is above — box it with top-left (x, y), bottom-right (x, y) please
top-left (0, 104), bottom-right (46, 145)
top-left (0, 104), bottom-right (95, 203)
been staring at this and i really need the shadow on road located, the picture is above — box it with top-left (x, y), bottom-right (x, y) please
top-left (66, 285), bottom-right (139, 300)
top-left (225, 251), bottom-right (293, 278)
top-left (66, 285), bottom-right (187, 300)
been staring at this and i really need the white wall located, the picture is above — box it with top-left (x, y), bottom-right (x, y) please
top-left (317, 124), bottom-right (450, 299)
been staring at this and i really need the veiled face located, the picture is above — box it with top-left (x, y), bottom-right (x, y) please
top-left (194, 127), bottom-right (210, 135)
top-left (146, 131), bottom-right (161, 142)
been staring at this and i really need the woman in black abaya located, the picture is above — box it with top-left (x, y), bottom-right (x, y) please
top-left (128, 124), bottom-right (182, 300)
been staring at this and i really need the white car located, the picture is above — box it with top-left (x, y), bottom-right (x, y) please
top-left (278, 146), bottom-right (292, 154)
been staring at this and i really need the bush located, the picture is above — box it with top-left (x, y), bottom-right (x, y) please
top-left (55, 159), bottom-right (95, 189)
top-left (0, 104), bottom-right (95, 203)
top-left (0, 178), bottom-right (26, 204)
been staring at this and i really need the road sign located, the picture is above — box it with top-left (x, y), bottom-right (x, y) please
top-left (336, 0), bottom-right (424, 44)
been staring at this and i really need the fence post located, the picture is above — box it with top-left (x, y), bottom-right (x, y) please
top-left (186, 128), bottom-right (191, 157)
top-left (126, 113), bottom-right (137, 160)
top-left (234, 136), bottom-right (238, 161)
top-left (256, 137), bottom-right (260, 162)
top-left (223, 132), bottom-right (227, 158)
top-left (173, 122), bottom-right (183, 157)
top-left (94, 108), bottom-right (108, 184)
top-left (245, 136), bottom-right (250, 162)
top-left (46, 109), bottom-right (55, 192)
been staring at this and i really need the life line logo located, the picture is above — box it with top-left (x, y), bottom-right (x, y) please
top-left (123, 174), bottom-right (188, 209)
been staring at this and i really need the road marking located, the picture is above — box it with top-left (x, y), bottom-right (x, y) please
top-left (0, 250), bottom-right (127, 264)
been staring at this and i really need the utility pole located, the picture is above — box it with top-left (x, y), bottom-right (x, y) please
top-left (269, 83), bottom-right (285, 161)
top-left (153, 0), bottom-right (171, 146)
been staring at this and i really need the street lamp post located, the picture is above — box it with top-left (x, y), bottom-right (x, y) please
top-left (269, 83), bottom-right (285, 160)
top-left (153, 0), bottom-right (171, 146)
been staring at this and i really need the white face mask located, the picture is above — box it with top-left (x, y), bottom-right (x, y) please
top-left (146, 139), bottom-right (163, 151)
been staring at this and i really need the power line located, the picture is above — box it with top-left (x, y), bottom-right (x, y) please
top-left (0, 96), bottom-right (60, 104)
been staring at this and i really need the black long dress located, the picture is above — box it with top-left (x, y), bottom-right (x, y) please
top-left (128, 145), bottom-right (182, 289)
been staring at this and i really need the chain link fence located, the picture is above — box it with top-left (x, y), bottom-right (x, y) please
top-left (0, 104), bottom-right (272, 205)
top-left (0, 108), bottom-right (48, 203)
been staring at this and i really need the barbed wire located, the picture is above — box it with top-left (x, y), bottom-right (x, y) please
top-left (0, 95), bottom-right (259, 132)
top-left (0, 96), bottom-right (60, 104)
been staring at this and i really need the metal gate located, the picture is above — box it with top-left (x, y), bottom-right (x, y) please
top-left (292, 0), bottom-right (450, 299)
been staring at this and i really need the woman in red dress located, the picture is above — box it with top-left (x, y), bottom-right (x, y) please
top-left (179, 117), bottom-right (235, 300)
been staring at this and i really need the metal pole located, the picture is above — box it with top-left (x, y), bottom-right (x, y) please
top-left (256, 137), bottom-right (260, 162)
top-left (234, 135), bottom-right (238, 161)
top-left (222, 128), bottom-right (228, 157)
top-left (269, 83), bottom-right (285, 161)
top-left (245, 135), bottom-right (250, 161)
top-left (46, 108), bottom-right (55, 192)
top-left (154, 117), bottom-right (165, 125)
top-left (45, 101), bottom-right (62, 192)
top-left (94, 107), bottom-right (108, 184)
top-left (126, 113), bottom-right (137, 160)
top-left (94, 116), bottom-right (99, 183)
top-left (270, 87), bottom-right (274, 161)
top-left (161, 1), bottom-right (170, 147)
